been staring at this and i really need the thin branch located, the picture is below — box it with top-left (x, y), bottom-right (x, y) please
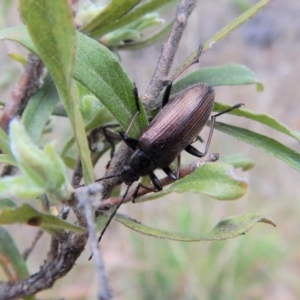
top-left (22, 230), bottom-right (44, 261)
top-left (93, 153), bottom-right (219, 211)
top-left (142, 0), bottom-right (196, 110)
top-left (0, 53), bottom-right (44, 133)
top-left (0, 232), bottom-right (88, 300)
top-left (77, 185), bottom-right (112, 300)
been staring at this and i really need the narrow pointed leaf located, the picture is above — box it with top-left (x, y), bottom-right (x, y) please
top-left (85, 0), bottom-right (172, 37)
top-left (0, 26), bottom-right (148, 136)
top-left (215, 122), bottom-right (300, 172)
top-left (19, 1), bottom-right (94, 184)
top-left (214, 102), bottom-right (300, 144)
top-left (172, 64), bottom-right (263, 96)
top-left (73, 31), bottom-right (148, 136)
top-left (136, 162), bottom-right (248, 202)
top-left (0, 226), bottom-right (30, 281)
top-left (81, 0), bottom-right (141, 36)
top-left (22, 74), bottom-right (59, 143)
top-left (0, 198), bottom-right (17, 210)
top-left (114, 212), bottom-right (276, 241)
top-left (174, 0), bottom-right (272, 76)
top-left (0, 127), bottom-right (11, 155)
top-left (203, 0), bottom-right (272, 50)
top-left (117, 21), bottom-right (173, 50)
top-left (0, 154), bottom-right (16, 166)
top-left (0, 204), bottom-right (85, 235)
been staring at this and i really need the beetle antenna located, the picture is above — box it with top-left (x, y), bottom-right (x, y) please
top-left (95, 172), bottom-right (123, 182)
top-left (89, 184), bottom-right (131, 260)
top-left (172, 44), bottom-right (203, 82)
top-left (125, 111), bottom-right (140, 136)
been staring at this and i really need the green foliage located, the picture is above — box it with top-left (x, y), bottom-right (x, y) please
top-left (19, 0), bottom-right (94, 184)
top-left (4, 119), bottom-right (72, 201)
top-left (136, 162), bottom-right (248, 202)
top-left (22, 74), bottom-right (59, 143)
top-left (0, 0), bottom-right (294, 297)
top-left (115, 212), bottom-right (275, 241)
top-left (0, 199), bottom-right (85, 235)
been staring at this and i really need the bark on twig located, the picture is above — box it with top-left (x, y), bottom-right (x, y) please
top-left (0, 233), bottom-right (88, 300)
top-left (0, 53), bottom-right (44, 133)
top-left (78, 185), bottom-right (112, 300)
top-left (97, 153), bottom-right (219, 211)
top-left (143, 0), bottom-right (196, 110)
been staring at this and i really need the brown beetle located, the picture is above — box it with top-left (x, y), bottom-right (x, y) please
top-left (96, 47), bottom-right (242, 242)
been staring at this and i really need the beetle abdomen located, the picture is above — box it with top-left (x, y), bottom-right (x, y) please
top-left (139, 84), bottom-right (214, 167)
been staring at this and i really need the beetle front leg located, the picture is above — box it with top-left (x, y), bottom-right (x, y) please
top-left (119, 130), bottom-right (139, 151)
top-left (131, 174), bottom-right (161, 202)
top-left (161, 81), bottom-right (173, 108)
top-left (163, 166), bottom-right (177, 180)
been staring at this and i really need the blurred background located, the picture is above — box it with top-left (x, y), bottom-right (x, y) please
top-left (1, 0), bottom-right (300, 299)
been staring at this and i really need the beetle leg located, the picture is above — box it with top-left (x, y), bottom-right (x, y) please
top-left (133, 82), bottom-right (140, 112)
top-left (161, 82), bottom-right (173, 108)
top-left (131, 181), bottom-right (158, 202)
top-left (196, 135), bottom-right (204, 143)
top-left (119, 130), bottom-right (139, 151)
top-left (185, 144), bottom-right (204, 157)
top-left (163, 166), bottom-right (177, 180)
top-left (176, 154), bottom-right (181, 179)
top-left (186, 103), bottom-right (243, 158)
top-left (94, 183), bottom-right (131, 247)
top-left (203, 103), bottom-right (244, 156)
top-left (149, 172), bottom-right (163, 191)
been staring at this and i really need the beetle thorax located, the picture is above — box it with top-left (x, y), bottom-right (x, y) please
top-left (127, 149), bottom-right (156, 177)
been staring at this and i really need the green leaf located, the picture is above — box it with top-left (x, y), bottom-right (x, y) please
top-left (0, 26), bottom-right (38, 53)
top-left (0, 226), bottom-right (29, 281)
top-left (214, 102), bottom-right (300, 144)
top-left (61, 105), bottom-right (115, 157)
top-left (0, 203), bottom-right (85, 236)
top-left (73, 32), bottom-right (148, 136)
top-left (0, 26), bottom-right (148, 136)
top-left (22, 74), bottom-right (59, 143)
top-left (19, 0), bottom-right (74, 89)
top-left (81, 0), bottom-right (141, 37)
top-left (136, 162), bottom-right (248, 202)
top-left (203, 0), bottom-right (272, 50)
top-left (9, 120), bottom-right (72, 202)
top-left (19, 0), bottom-right (94, 185)
top-left (215, 122), bottom-right (300, 172)
top-left (0, 154), bottom-right (16, 166)
top-left (117, 21), bottom-right (173, 51)
top-left (84, 0), bottom-right (173, 38)
top-left (172, 64), bottom-right (263, 95)
top-left (100, 12), bottom-right (164, 46)
top-left (0, 176), bottom-right (44, 199)
top-left (0, 198), bottom-right (17, 210)
top-left (219, 153), bottom-right (255, 171)
top-left (0, 127), bottom-right (11, 155)
top-left (114, 212), bottom-right (276, 241)
top-left (174, 0), bottom-right (272, 76)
